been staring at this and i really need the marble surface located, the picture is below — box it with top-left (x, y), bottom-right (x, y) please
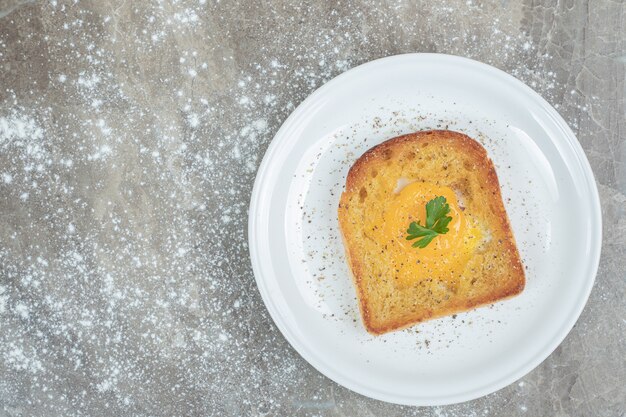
top-left (0, 1), bottom-right (624, 416)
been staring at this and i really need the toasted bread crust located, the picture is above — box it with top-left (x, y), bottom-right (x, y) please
top-left (338, 130), bottom-right (525, 335)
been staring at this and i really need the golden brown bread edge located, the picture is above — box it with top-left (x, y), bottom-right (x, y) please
top-left (337, 130), bottom-right (525, 335)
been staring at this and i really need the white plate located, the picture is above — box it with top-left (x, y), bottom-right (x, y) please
top-left (248, 54), bottom-right (601, 405)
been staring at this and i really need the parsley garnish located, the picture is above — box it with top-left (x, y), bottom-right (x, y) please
top-left (406, 196), bottom-right (453, 248)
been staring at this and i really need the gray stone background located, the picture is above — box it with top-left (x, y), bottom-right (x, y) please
top-left (0, 0), bottom-right (624, 416)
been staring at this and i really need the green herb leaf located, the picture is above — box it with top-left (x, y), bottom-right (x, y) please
top-left (425, 196), bottom-right (450, 229)
top-left (405, 196), bottom-right (452, 249)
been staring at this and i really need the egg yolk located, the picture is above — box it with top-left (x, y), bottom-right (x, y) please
top-left (381, 181), bottom-right (482, 287)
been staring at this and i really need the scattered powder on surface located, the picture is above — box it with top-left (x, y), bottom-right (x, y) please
top-left (0, 0), bottom-right (622, 416)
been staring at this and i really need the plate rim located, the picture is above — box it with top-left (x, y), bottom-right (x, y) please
top-left (248, 53), bottom-right (602, 405)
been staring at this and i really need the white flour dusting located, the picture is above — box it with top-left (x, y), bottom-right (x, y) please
top-left (0, 0), bottom-right (609, 416)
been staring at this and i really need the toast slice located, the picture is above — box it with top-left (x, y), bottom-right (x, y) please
top-left (338, 130), bottom-right (525, 335)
